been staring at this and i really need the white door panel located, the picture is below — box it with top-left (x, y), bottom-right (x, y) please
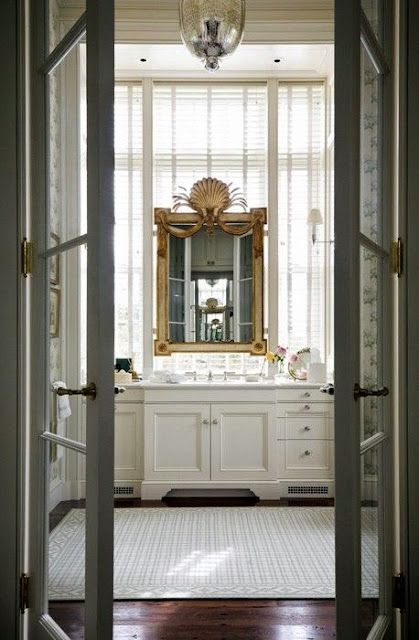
top-left (28, 1), bottom-right (115, 638)
top-left (335, 1), bottom-right (395, 637)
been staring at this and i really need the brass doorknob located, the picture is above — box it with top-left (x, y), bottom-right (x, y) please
top-left (55, 383), bottom-right (126, 400)
top-left (353, 383), bottom-right (389, 401)
top-left (56, 382), bottom-right (97, 399)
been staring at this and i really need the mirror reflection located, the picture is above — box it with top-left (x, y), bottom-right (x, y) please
top-left (168, 226), bottom-right (253, 344)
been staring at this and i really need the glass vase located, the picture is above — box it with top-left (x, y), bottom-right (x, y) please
top-left (278, 359), bottom-right (286, 376)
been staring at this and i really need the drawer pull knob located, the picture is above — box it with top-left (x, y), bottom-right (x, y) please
top-left (304, 392), bottom-right (311, 398)
top-left (304, 404), bottom-right (311, 410)
top-left (304, 426), bottom-right (311, 431)
top-left (203, 419), bottom-right (210, 425)
top-left (212, 418), bottom-right (219, 425)
top-left (304, 450), bottom-right (311, 456)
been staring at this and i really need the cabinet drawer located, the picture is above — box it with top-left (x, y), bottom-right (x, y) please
top-left (278, 416), bottom-right (333, 440)
top-left (276, 387), bottom-right (332, 403)
top-left (281, 440), bottom-right (334, 477)
top-left (277, 402), bottom-right (334, 418)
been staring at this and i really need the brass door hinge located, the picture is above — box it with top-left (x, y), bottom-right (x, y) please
top-left (392, 573), bottom-right (406, 610)
top-left (391, 237), bottom-right (403, 278)
top-left (22, 238), bottom-right (34, 277)
top-left (19, 573), bottom-right (30, 614)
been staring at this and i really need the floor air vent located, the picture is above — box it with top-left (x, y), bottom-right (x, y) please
top-left (287, 485), bottom-right (329, 495)
top-left (114, 486), bottom-right (134, 495)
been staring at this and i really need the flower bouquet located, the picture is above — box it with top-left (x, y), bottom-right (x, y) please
top-left (265, 345), bottom-right (288, 378)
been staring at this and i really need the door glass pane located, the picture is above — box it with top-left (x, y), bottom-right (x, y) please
top-left (115, 83), bottom-right (143, 377)
top-left (361, 0), bottom-right (383, 45)
top-left (360, 246), bottom-right (385, 440)
top-left (47, 444), bottom-right (86, 633)
top-left (49, 245), bottom-right (87, 445)
top-left (360, 44), bottom-right (382, 245)
top-left (48, 0), bottom-right (86, 53)
top-left (361, 444), bottom-right (382, 637)
top-left (48, 43), bottom-right (87, 246)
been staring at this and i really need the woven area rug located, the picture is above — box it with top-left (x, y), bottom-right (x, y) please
top-left (48, 506), bottom-right (378, 600)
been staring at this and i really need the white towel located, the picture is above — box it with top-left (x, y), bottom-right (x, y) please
top-left (149, 370), bottom-right (187, 384)
top-left (52, 381), bottom-right (72, 421)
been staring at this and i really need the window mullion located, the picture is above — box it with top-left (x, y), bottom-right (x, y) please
top-left (267, 78), bottom-right (279, 351)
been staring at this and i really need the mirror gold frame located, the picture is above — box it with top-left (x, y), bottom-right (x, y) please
top-left (154, 179), bottom-right (267, 356)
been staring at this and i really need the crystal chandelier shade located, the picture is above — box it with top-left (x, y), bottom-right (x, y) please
top-left (179, 0), bottom-right (246, 72)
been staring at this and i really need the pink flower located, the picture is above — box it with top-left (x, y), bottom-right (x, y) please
top-left (276, 346), bottom-right (287, 357)
top-left (290, 353), bottom-right (299, 364)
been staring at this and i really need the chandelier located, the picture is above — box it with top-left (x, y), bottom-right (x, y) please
top-left (179, 0), bottom-right (246, 73)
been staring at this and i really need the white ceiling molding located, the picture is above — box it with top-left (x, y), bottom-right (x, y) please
top-left (59, 1), bottom-right (334, 44)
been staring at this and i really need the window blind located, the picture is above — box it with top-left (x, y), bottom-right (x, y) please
top-left (277, 83), bottom-right (326, 360)
top-left (114, 83), bottom-right (143, 373)
top-left (153, 83), bottom-right (268, 373)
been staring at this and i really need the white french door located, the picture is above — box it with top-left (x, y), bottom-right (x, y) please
top-left (335, 0), bottom-right (396, 637)
top-left (27, 0), bottom-right (114, 638)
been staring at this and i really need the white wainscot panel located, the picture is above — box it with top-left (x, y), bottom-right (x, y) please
top-left (115, 403), bottom-right (143, 481)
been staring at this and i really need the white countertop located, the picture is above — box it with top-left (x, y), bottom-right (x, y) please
top-left (121, 379), bottom-right (330, 390)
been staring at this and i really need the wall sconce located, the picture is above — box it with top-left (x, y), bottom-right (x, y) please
top-left (307, 208), bottom-right (324, 245)
top-left (179, 0), bottom-right (246, 73)
top-left (306, 208), bottom-right (335, 246)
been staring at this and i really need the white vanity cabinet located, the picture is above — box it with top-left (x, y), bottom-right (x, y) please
top-left (114, 383), bottom-right (334, 500)
top-left (143, 400), bottom-right (277, 483)
top-left (140, 385), bottom-right (278, 498)
top-left (276, 387), bottom-right (334, 497)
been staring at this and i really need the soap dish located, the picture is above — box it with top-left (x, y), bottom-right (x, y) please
top-left (245, 374), bottom-right (260, 382)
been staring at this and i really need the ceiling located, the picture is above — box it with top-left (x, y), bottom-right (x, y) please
top-left (115, 44), bottom-right (334, 79)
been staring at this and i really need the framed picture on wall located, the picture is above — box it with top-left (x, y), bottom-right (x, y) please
top-left (50, 287), bottom-right (60, 338)
top-left (50, 233), bottom-right (60, 285)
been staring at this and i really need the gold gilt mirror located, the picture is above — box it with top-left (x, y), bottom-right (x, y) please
top-left (154, 178), bottom-right (267, 355)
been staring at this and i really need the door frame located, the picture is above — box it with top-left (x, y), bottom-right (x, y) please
top-left (405, 0), bottom-right (419, 635)
top-left (0, 0), bottom-right (417, 637)
top-left (0, 0), bottom-right (24, 637)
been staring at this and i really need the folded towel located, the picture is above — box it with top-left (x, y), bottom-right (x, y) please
top-left (149, 370), bottom-right (187, 384)
top-left (52, 381), bottom-right (72, 421)
top-left (115, 371), bottom-right (132, 384)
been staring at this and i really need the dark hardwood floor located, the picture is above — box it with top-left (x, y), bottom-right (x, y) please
top-left (49, 599), bottom-right (337, 639)
top-left (47, 499), bottom-right (377, 639)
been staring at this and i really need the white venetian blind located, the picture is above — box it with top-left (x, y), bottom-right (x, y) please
top-left (114, 83), bottom-right (143, 373)
top-left (153, 82), bottom-right (267, 372)
top-left (277, 82), bottom-right (326, 359)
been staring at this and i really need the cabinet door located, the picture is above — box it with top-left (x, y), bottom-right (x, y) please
top-left (114, 403), bottom-right (143, 482)
top-left (144, 403), bottom-right (210, 480)
top-left (211, 403), bottom-right (277, 481)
